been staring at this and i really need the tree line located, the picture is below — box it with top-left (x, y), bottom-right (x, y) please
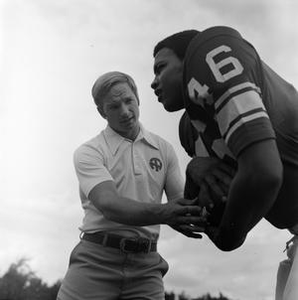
top-left (165, 291), bottom-right (233, 300)
top-left (0, 259), bottom-right (234, 300)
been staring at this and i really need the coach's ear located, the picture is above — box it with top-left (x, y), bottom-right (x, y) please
top-left (97, 106), bottom-right (107, 119)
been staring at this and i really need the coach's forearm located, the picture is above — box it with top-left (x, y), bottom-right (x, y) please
top-left (100, 196), bottom-right (166, 226)
top-left (89, 181), bottom-right (202, 228)
top-left (105, 197), bottom-right (202, 227)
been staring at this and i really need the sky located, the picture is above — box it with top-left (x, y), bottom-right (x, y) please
top-left (1, 0), bottom-right (298, 299)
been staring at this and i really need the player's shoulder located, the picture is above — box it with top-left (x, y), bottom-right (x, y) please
top-left (189, 26), bottom-right (243, 48)
top-left (199, 26), bottom-right (242, 40)
top-left (186, 26), bottom-right (245, 61)
top-left (184, 25), bottom-right (259, 89)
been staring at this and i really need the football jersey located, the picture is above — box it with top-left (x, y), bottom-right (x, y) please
top-left (182, 26), bottom-right (298, 228)
top-left (179, 111), bottom-right (198, 158)
top-left (183, 26), bottom-right (298, 167)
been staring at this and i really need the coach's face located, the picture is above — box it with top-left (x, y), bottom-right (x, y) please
top-left (151, 47), bottom-right (184, 112)
top-left (101, 83), bottom-right (140, 140)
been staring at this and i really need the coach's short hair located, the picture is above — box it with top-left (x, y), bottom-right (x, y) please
top-left (92, 71), bottom-right (139, 110)
top-left (153, 30), bottom-right (199, 60)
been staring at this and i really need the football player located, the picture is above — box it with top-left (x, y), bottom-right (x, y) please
top-left (151, 26), bottom-right (298, 300)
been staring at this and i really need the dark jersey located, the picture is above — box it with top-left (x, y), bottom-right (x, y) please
top-left (179, 111), bottom-right (198, 158)
top-left (182, 26), bottom-right (298, 228)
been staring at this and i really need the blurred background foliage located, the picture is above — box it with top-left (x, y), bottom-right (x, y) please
top-left (0, 259), bottom-right (234, 300)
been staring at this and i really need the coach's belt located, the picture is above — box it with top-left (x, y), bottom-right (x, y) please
top-left (82, 232), bottom-right (157, 253)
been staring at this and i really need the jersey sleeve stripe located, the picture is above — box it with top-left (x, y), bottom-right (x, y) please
top-left (215, 82), bottom-right (261, 113)
top-left (216, 90), bottom-right (268, 136)
top-left (225, 107), bottom-right (267, 137)
top-left (224, 111), bottom-right (269, 143)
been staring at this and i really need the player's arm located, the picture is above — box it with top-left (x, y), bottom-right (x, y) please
top-left (183, 28), bottom-right (282, 248)
top-left (88, 181), bottom-right (204, 236)
top-left (209, 138), bottom-right (283, 251)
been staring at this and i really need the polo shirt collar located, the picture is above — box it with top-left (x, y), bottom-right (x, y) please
top-left (138, 125), bottom-right (159, 150)
top-left (104, 124), bottom-right (159, 155)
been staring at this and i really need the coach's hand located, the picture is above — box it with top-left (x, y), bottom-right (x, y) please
top-left (163, 198), bottom-right (207, 238)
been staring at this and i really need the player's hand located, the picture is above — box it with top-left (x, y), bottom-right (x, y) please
top-left (184, 168), bottom-right (201, 199)
top-left (185, 156), bottom-right (236, 203)
top-left (164, 198), bottom-right (208, 238)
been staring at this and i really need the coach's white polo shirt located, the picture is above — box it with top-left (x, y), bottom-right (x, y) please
top-left (73, 124), bottom-right (184, 239)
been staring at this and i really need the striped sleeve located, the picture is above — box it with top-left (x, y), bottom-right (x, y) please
top-left (215, 82), bottom-right (275, 156)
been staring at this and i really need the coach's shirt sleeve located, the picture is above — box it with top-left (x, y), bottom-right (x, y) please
top-left (184, 26), bottom-right (276, 158)
top-left (73, 142), bottom-right (113, 199)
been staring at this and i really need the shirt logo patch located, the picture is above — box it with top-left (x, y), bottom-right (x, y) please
top-left (149, 158), bottom-right (162, 172)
